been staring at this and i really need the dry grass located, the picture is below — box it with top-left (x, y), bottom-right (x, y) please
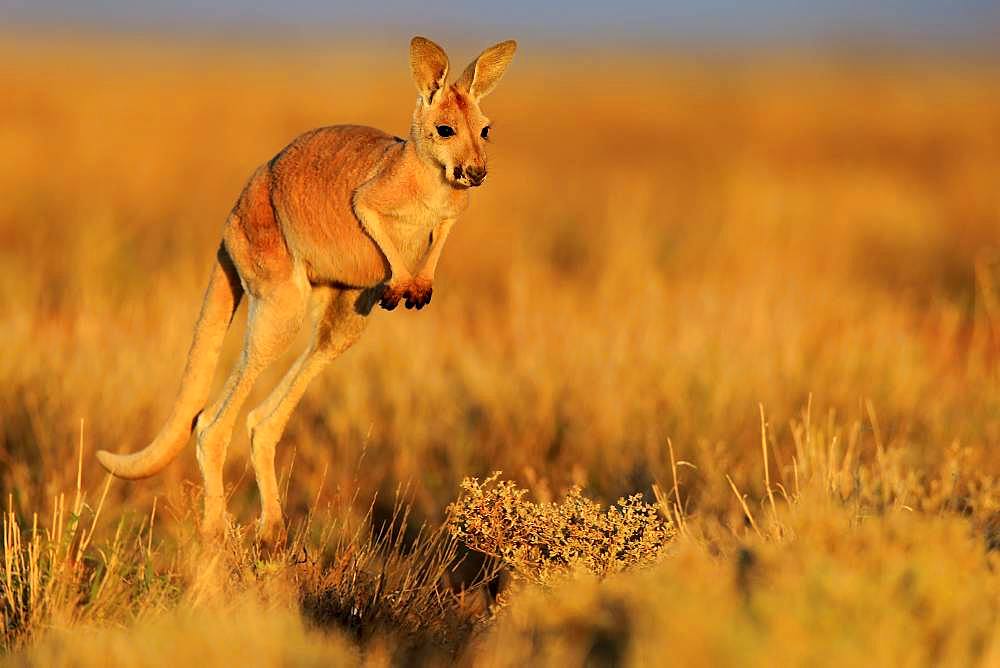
top-left (1, 32), bottom-right (999, 665)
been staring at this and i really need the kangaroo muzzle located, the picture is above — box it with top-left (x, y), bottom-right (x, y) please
top-left (465, 165), bottom-right (486, 186)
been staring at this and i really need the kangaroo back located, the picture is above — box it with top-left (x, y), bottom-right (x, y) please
top-left (96, 244), bottom-right (244, 479)
top-left (268, 125), bottom-right (406, 287)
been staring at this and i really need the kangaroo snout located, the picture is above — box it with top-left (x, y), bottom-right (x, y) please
top-left (465, 165), bottom-right (487, 186)
top-left (451, 164), bottom-right (487, 187)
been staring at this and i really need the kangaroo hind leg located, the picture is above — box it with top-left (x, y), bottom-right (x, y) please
top-left (246, 286), bottom-right (369, 545)
top-left (195, 274), bottom-right (310, 539)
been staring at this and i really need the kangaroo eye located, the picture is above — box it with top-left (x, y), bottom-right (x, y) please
top-left (436, 125), bottom-right (455, 138)
top-left (481, 126), bottom-right (491, 139)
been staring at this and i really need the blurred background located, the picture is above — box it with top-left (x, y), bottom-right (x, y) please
top-left (1, 0), bottom-right (999, 534)
top-left (6, 0), bottom-right (1000, 44)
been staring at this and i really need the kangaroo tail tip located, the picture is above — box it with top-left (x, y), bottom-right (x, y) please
top-left (96, 449), bottom-right (150, 480)
top-left (96, 449), bottom-right (122, 476)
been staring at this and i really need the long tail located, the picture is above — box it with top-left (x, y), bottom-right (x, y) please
top-left (97, 244), bottom-right (244, 480)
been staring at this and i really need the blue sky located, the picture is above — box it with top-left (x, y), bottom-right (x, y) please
top-left (5, 0), bottom-right (999, 44)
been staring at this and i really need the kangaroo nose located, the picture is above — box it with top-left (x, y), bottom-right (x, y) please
top-left (466, 166), bottom-right (487, 186)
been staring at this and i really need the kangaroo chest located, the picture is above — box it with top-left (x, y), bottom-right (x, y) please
top-left (386, 187), bottom-right (468, 263)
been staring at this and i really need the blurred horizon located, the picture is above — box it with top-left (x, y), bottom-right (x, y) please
top-left (4, 0), bottom-right (1000, 52)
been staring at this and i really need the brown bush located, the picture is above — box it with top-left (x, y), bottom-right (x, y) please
top-left (448, 474), bottom-right (675, 585)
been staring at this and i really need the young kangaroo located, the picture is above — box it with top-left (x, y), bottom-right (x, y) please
top-left (96, 37), bottom-right (517, 543)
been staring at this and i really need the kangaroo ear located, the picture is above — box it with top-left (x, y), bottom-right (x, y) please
top-left (410, 36), bottom-right (450, 105)
top-left (456, 40), bottom-right (517, 101)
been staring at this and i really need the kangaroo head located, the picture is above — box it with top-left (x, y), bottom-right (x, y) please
top-left (408, 36), bottom-right (517, 189)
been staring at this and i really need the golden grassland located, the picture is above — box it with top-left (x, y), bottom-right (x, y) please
top-left (1, 34), bottom-right (1000, 665)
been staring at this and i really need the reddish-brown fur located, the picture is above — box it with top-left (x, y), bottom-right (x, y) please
top-left (225, 166), bottom-right (294, 289)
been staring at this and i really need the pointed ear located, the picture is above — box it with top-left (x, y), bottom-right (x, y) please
top-left (410, 36), bottom-right (450, 105)
top-left (456, 40), bottom-right (517, 101)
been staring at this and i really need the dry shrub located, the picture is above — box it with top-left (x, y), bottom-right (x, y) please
top-left (447, 474), bottom-right (675, 585)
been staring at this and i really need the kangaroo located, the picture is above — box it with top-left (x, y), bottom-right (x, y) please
top-left (96, 36), bottom-right (517, 543)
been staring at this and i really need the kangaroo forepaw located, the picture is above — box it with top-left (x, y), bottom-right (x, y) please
top-left (379, 283), bottom-right (405, 311)
top-left (379, 279), bottom-right (433, 311)
top-left (404, 278), bottom-right (433, 310)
